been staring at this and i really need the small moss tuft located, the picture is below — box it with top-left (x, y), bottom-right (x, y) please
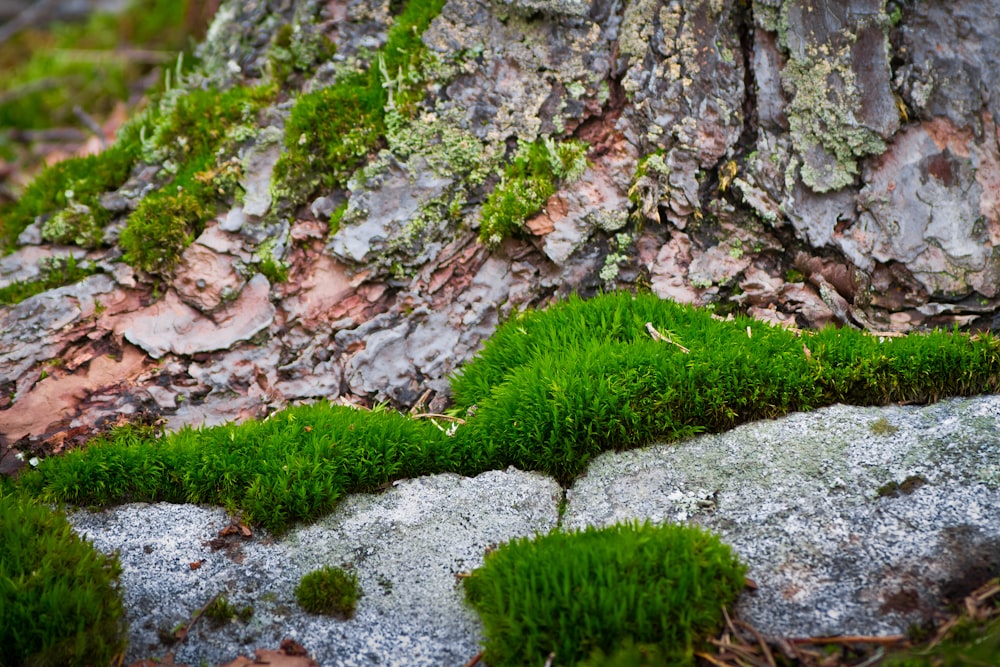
top-left (478, 137), bottom-right (588, 248)
top-left (877, 474), bottom-right (928, 498)
top-left (295, 565), bottom-right (361, 619)
top-left (464, 521), bottom-right (747, 666)
top-left (0, 254), bottom-right (102, 306)
top-left (202, 594), bottom-right (253, 628)
top-left (870, 417), bottom-right (900, 436)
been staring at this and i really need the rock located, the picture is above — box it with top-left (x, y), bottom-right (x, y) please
top-left (328, 155), bottom-right (453, 270)
top-left (0, 344), bottom-right (149, 443)
top-left (16, 221), bottom-right (42, 245)
top-left (60, 397), bottom-right (1000, 664)
top-left (240, 128), bottom-right (283, 218)
top-left (219, 206), bottom-right (246, 233)
top-left (854, 119), bottom-right (1000, 299)
top-left (895, 2), bottom-right (1000, 129)
top-left (530, 135), bottom-right (636, 265)
top-left (66, 468), bottom-right (561, 667)
top-left (114, 274), bottom-right (275, 359)
top-left (0, 246), bottom-right (86, 290)
top-left (0, 274), bottom-right (116, 387)
top-left (564, 394), bottom-right (1000, 638)
top-left (173, 242), bottom-right (248, 314)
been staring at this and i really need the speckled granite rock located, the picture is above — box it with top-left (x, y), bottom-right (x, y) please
top-left (67, 468), bottom-right (561, 667)
top-left (565, 394), bottom-right (1000, 638)
top-left (64, 396), bottom-right (1000, 664)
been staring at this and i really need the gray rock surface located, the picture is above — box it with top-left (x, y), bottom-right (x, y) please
top-left (68, 468), bottom-right (561, 666)
top-left (66, 396), bottom-right (1000, 665)
top-left (565, 394), bottom-right (1000, 638)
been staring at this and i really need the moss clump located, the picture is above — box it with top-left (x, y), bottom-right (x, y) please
top-left (267, 22), bottom-right (336, 87)
top-left (464, 521), bottom-right (746, 667)
top-left (295, 566), bottom-right (361, 619)
top-left (271, 0), bottom-right (446, 207)
top-left (870, 416), bottom-right (900, 435)
top-left (0, 489), bottom-right (127, 667)
top-left (478, 137), bottom-right (588, 248)
top-left (449, 292), bottom-right (1000, 482)
top-left (272, 75), bottom-right (386, 204)
top-left (120, 189), bottom-right (210, 274)
top-left (877, 474), bottom-right (928, 498)
top-left (0, 254), bottom-right (102, 306)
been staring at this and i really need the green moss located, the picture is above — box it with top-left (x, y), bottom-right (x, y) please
top-left (449, 293), bottom-right (1000, 482)
top-left (295, 566), bottom-right (361, 619)
top-left (464, 521), bottom-right (746, 667)
top-left (0, 489), bottom-right (127, 667)
top-left (876, 474), bottom-right (928, 498)
top-left (267, 22), bottom-right (336, 87)
top-left (882, 612), bottom-right (1000, 666)
top-left (870, 416), bottom-right (900, 435)
top-left (1, 135), bottom-right (139, 250)
top-left (0, 254), bottom-right (102, 306)
top-left (256, 238), bottom-right (289, 283)
top-left (478, 137), bottom-right (588, 247)
top-left (271, 0), bottom-right (447, 207)
top-left (17, 293), bottom-right (1000, 529)
top-left (119, 188), bottom-right (210, 274)
top-left (18, 405), bottom-right (454, 534)
top-left (271, 74), bottom-right (387, 204)
top-left (119, 85), bottom-right (272, 275)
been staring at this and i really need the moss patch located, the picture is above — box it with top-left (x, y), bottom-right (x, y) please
top-left (271, 0), bottom-right (447, 207)
top-left (0, 134), bottom-right (140, 250)
top-left (295, 566), bottom-right (361, 619)
top-left (202, 594), bottom-right (253, 628)
top-left (464, 521), bottom-right (746, 666)
top-left (478, 137), bottom-right (588, 248)
top-left (119, 84), bottom-right (273, 275)
top-left (0, 489), bottom-right (126, 667)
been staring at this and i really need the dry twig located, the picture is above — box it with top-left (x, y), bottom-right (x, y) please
top-left (645, 322), bottom-right (690, 353)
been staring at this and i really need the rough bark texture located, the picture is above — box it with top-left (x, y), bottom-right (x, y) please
top-left (2, 0), bottom-right (999, 456)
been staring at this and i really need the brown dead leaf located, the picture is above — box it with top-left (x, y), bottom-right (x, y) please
top-left (189, 559), bottom-right (205, 570)
top-left (280, 638), bottom-right (308, 656)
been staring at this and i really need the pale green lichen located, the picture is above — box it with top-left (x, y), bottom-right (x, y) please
top-left (40, 195), bottom-right (102, 248)
top-left (618, 0), bottom-right (659, 63)
top-left (776, 7), bottom-right (889, 192)
top-left (591, 210), bottom-right (628, 233)
top-left (385, 107), bottom-right (491, 184)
